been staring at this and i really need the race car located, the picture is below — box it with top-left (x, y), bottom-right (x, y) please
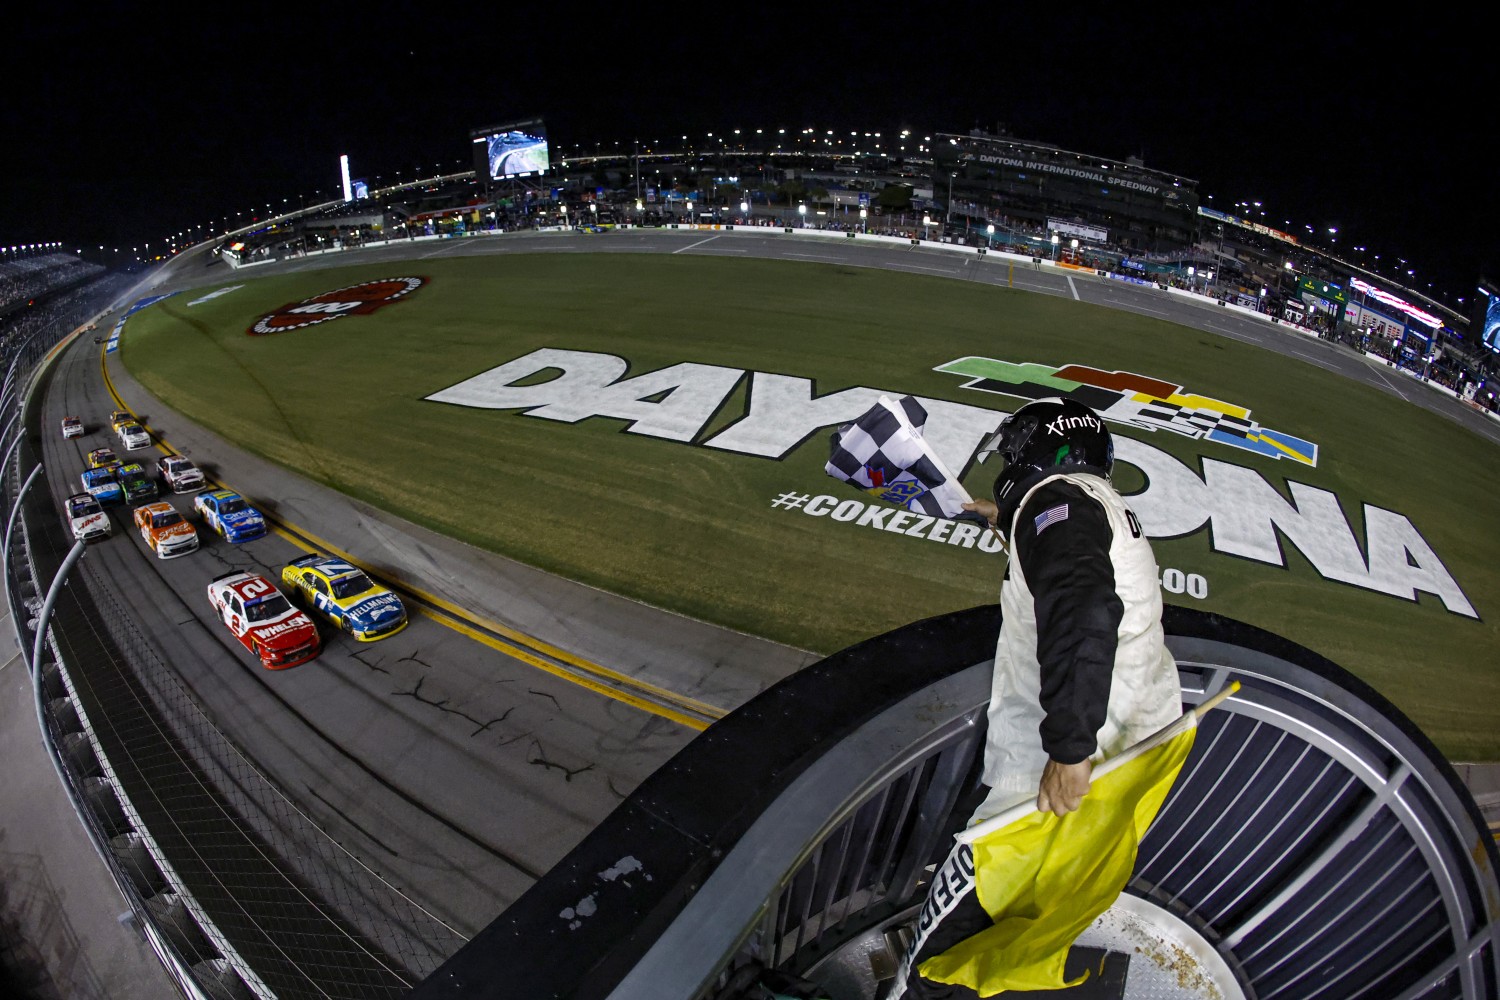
top-left (86, 447), bottom-right (120, 469)
top-left (207, 571), bottom-right (320, 668)
top-left (80, 466), bottom-right (124, 506)
top-left (194, 490), bottom-right (267, 543)
top-left (157, 455), bottom-right (205, 493)
top-left (116, 463), bottom-right (158, 504)
top-left (117, 422), bottom-right (151, 451)
top-left (133, 501), bottom-right (200, 559)
top-left (61, 416), bottom-right (84, 438)
top-left (65, 492), bottom-right (111, 542)
top-left (109, 410), bottom-right (135, 433)
top-left (281, 554), bottom-right (408, 641)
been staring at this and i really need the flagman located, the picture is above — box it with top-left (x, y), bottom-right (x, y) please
top-left (900, 397), bottom-right (1183, 998)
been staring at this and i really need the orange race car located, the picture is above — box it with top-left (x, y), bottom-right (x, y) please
top-left (133, 501), bottom-right (200, 559)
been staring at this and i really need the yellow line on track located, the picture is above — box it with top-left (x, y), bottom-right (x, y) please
top-left (98, 344), bottom-right (719, 732)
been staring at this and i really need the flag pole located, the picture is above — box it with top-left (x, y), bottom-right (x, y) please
top-left (955, 680), bottom-right (1241, 845)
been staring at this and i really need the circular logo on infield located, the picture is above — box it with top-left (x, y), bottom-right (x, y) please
top-left (248, 277), bottom-right (427, 335)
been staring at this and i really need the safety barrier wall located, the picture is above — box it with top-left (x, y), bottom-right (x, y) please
top-left (2, 288), bottom-right (461, 999)
top-left (414, 605), bottom-right (1500, 1000)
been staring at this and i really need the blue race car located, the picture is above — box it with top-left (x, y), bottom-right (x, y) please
top-left (81, 466), bottom-right (125, 506)
top-left (193, 489), bottom-right (268, 543)
top-left (281, 554), bottom-right (408, 641)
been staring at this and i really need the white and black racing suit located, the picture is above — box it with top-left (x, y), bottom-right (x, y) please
top-left (898, 471), bottom-right (1181, 999)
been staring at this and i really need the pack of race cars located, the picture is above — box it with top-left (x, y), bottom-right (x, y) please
top-left (61, 409), bottom-right (407, 669)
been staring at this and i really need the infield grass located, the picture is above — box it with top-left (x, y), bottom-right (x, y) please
top-left (122, 252), bottom-right (1500, 758)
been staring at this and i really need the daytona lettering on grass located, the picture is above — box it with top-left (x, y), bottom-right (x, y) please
top-left (432, 349), bottom-right (1475, 619)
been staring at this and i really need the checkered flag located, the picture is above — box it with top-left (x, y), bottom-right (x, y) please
top-left (826, 395), bottom-right (980, 520)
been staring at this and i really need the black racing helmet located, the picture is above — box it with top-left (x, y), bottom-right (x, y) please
top-left (978, 397), bottom-right (1113, 532)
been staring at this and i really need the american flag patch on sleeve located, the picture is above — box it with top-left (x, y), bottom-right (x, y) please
top-left (1033, 503), bottom-right (1070, 535)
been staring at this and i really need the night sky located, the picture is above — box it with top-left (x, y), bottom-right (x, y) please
top-left (5, 7), bottom-right (1490, 315)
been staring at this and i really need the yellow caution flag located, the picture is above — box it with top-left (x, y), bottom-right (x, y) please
top-left (917, 681), bottom-right (1238, 995)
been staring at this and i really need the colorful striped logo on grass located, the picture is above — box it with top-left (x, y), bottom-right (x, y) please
top-left (936, 358), bottom-right (1319, 467)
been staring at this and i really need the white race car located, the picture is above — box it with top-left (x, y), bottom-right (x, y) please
top-left (61, 416), bottom-right (84, 439)
top-left (157, 455), bottom-right (205, 493)
top-left (65, 492), bottom-right (112, 542)
top-left (117, 422), bottom-right (151, 451)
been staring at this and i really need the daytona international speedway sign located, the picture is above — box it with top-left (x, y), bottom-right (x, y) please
top-left (426, 348), bottom-right (1476, 619)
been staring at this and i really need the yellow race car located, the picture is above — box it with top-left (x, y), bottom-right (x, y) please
top-left (109, 410), bottom-right (136, 433)
top-left (281, 554), bottom-right (408, 641)
top-left (86, 447), bottom-right (120, 469)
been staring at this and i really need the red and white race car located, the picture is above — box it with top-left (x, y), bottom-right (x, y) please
top-left (207, 571), bottom-right (321, 669)
top-left (61, 416), bottom-right (84, 438)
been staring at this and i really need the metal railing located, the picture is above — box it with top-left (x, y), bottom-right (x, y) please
top-left (417, 606), bottom-right (1500, 1000)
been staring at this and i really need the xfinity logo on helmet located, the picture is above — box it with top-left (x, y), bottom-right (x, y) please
top-left (1046, 414), bottom-right (1102, 436)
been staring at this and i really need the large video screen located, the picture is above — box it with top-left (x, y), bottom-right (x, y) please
top-left (1478, 279), bottom-right (1500, 354)
top-left (471, 118), bottom-right (550, 180)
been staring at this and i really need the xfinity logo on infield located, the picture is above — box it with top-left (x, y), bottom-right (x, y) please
top-left (936, 357), bottom-right (1320, 467)
top-left (426, 348), bottom-right (1476, 618)
top-left (248, 277), bottom-right (426, 335)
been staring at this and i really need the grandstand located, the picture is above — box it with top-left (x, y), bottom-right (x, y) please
top-left (0, 251), bottom-right (106, 320)
top-left (203, 123), bottom-right (1494, 413)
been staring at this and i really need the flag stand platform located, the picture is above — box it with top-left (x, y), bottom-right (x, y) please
top-left (1070, 894), bottom-right (1241, 998)
top-left (802, 892), bottom-right (1240, 999)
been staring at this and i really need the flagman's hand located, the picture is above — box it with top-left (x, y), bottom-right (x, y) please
top-left (1037, 758), bottom-right (1092, 816)
top-left (962, 499), bottom-right (999, 526)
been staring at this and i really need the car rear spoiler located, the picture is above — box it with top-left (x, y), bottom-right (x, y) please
top-left (210, 570), bottom-right (250, 583)
top-left (288, 554), bottom-right (323, 567)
